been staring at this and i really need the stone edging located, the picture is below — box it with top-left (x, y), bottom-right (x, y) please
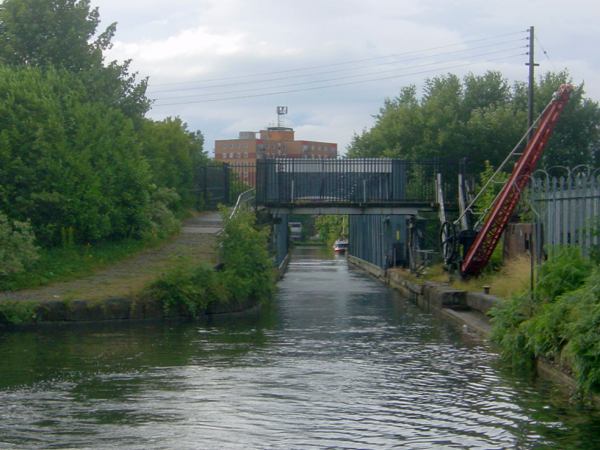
top-left (0, 292), bottom-right (263, 329)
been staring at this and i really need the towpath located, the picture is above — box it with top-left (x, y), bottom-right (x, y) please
top-left (0, 212), bottom-right (222, 303)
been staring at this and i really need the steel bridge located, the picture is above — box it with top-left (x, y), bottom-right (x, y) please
top-left (255, 158), bottom-right (458, 215)
top-left (197, 158), bottom-right (462, 271)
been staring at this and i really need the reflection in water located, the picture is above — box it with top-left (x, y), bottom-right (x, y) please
top-left (0, 247), bottom-right (599, 449)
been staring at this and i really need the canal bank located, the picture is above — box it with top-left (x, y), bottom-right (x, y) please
top-left (0, 211), bottom-right (277, 328)
top-left (347, 255), bottom-right (597, 403)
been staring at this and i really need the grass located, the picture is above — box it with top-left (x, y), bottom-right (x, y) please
top-left (414, 255), bottom-right (532, 299)
top-left (0, 236), bottom-right (170, 292)
top-left (452, 255), bottom-right (532, 298)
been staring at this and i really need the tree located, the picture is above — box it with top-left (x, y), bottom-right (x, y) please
top-left (0, 0), bottom-right (111, 70)
top-left (347, 70), bottom-right (600, 172)
top-left (0, 0), bottom-right (206, 248)
top-left (347, 86), bottom-right (423, 159)
top-left (0, 65), bottom-right (152, 245)
top-left (532, 71), bottom-right (600, 168)
top-left (0, 0), bottom-right (150, 119)
top-left (139, 118), bottom-right (207, 209)
top-left (314, 215), bottom-right (346, 246)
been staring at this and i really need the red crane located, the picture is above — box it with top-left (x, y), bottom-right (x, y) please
top-left (460, 84), bottom-right (574, 276)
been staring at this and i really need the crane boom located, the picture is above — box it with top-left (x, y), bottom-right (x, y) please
top-left (460, 84), bottom-right (574, 276)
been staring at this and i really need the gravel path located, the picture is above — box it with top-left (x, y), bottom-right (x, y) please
top-left (0, 212), bottom-right (222, 303)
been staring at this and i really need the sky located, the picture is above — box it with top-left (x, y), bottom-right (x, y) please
top-left (93, 0), bottom-right (600, 155)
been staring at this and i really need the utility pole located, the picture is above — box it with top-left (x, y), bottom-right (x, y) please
top-left (526, 26), bottom-right (539, 297)
top-left (526, 26), bottom-right (539, 142)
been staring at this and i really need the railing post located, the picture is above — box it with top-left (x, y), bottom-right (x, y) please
top-left (224, 163), bottom-right (230, 205)
top-left (291, 179), bottom-right (295, 204)
top-left (200, 165), bottom-right (207, 210)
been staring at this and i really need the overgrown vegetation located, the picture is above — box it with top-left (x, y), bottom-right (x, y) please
top-left (0, 0), bottom-right (207, 284)
top-left (490, 247), bottom-right (600, 397)
top-left (451, 256), bottom-right (531, 299)
top-left (0, 212), bottom-right (39, 276)
top-left (146, 208), bottom-right (275, 318)
top-left (0, 300), bottom-right (38, 325)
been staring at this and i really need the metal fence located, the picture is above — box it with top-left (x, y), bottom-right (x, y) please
top-left (256, 158), bottom-right (458, 207)
top-left (196, 162), bottom-right (254, 209)
top-left (531, 173), bottom-right (600, 254)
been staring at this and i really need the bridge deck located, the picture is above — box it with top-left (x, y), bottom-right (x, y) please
top-left (264, 201), bottom-right (435, 215)
top-left (255, 158), bottom-right (459, 211)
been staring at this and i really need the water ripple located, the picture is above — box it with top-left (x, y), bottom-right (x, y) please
top-left (1, 248), bottom-right (599, 448)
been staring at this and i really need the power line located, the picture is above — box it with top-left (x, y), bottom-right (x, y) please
top-left (152, 52), bottom-right (525, 107)
top-left (147, 29), bottom-right (527, 89)
top-left (148, 38), bottom-right (526, 95)
top-left (534, 34), bottom-right (558, 74)
top-left (152, 46), bottom-right (526, 102)
top-left (535, 36), bottom-right (552, 61)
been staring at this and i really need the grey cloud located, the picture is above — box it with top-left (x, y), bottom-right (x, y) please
top-left (94, 0), bottom-right (600, 153)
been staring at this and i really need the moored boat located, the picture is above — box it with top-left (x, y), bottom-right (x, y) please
top-left (333, 239), bottom-right (348, 253)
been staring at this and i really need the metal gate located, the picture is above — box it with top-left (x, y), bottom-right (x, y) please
top-left (197, 164), bottom-right (230, 209)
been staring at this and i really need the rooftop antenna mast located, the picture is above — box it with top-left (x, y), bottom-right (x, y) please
top-left (277, 106), bottom-right (288, 127)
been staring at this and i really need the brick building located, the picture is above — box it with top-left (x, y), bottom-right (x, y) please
top-left (215, 126), bottom-right (337, 185)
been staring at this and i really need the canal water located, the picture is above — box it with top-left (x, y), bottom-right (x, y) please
top-left (1, 247), bottom-right (599, 449)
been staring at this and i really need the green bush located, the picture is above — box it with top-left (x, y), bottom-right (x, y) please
top-left (0, 212), bottom-right (39, 276)
top-left (563, 272), bottom-right (600, 394)
top-left (490, 247), bottom-right (599, 396)
top-left (536, 247), bottom-right (593, 301)
top-left (147, 208), bottom-right (274, 317)
top-left (142, 186), bottom-right (181, 240)
top-left (148, 263), bottom-right (221, 318)
top-left (219, 207), bottom-right (274, 303)
top-left (0, 300), bottom-right (38, 325)
top-left (490, 291), bottom-right (537, 369)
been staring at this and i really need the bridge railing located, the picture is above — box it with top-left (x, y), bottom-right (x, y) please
top-left (256, 158), bottom-right (457, 206)
top-left (196, 162), bottom-right (255, 209)
top-left (229, 188), bottom-right (255, 219)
